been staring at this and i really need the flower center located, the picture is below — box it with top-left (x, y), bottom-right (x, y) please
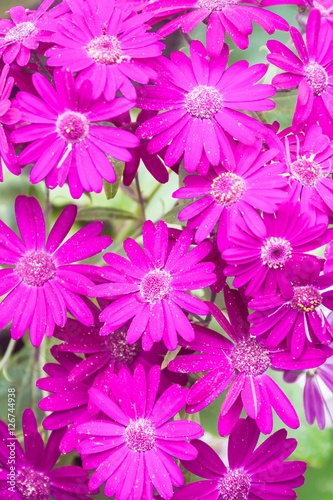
top-left (290, 156), bottom-right (322, 186)
top-left (4, 22), bottom-right (36, 42)
top-left (211, 172), bottom-right (245, 207)
top-left (231, 338), bottom-right (271, 376)
top-left (104, 327), bottom-right (141, 365)
top-left (86, 35), bottom-right (123, 65)
top-left (56, 111), bottom-right (89, 144)
top-left (219, 469), bottom-right (251, 500)
top-left (290, 285), bottom-right (322, 313)
top-left (125, 418), bottom-right (155, 452)
top-left (261, 237), bottom-right (292, 269)
top-left (304, 62), bottom-right (329, 96)
top-left (139, 269), bottom-right (172, 304)
top-left (16, 251), bottom-right (55, 287)
top-left (185, 85), bottom-right (222, 119)
top-left (15, 467), bottom-right (51, 500)
top-left (197, 0), bottom-right (239, 11)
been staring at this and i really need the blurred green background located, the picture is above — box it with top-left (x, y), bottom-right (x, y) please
top-left (0, 0), bottom-right (332, 499)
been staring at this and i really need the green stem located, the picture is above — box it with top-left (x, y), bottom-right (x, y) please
top-left (0, 338), bottom-right (16, 373)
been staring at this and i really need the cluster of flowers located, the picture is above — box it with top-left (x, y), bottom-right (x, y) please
top-left (0, 0), bottom-right (333, 499)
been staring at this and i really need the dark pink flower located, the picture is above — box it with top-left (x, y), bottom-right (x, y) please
top-left (0, 408), bottom-right (92, 499)
top-left (136, 41), bottom-right (276, 174)
top-left (94, 220), bottom-right (216, 351)
top-left (0, 196), bottom-right (112, 346)
top-left (0, 0), bottom-right (69, 66)
top-left (249, 271), bottom-right (333, 358)
top-left (267, 9), bottom-right (333, 137)
top-left (172, 418), bottom-right (306, 500)
top-left (11, 70), bottom-right (138, 199)
top-left (77, 364), bottom-right (204, 499)
top-left (45, 0), bottom-right (164, 101)
top-left (153, 0), bottom-right (288, 53)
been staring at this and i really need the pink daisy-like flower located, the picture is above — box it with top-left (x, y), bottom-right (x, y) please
top-left (94, 220), bottom-right (216, 351)
top-left (0, 196), bottom-right (112, 346)
top-left (267, 9), bottom-right (333, 137)
top-left (112, 110), bottom-right (175, 186)
top-left (280, 125), bottom-right (333, 220)
top-left (249, 269), bottom-right (333, 358)
top-left (0, 64), bottom-right (21, 180)
top-left (172, 418), bottom-right (306, 500)
top-left (173, 139), bottom-right (288, 252)
top-left (44, 0), bottom-right (164, 101)
top-left (10, 69), bottom-right (138, 199)
top-left (223, 201), bottom-right (329, 297)
top-left (0, 409), bottom-right (92, 500)
top-left (136, 41), bottom-right (276, 174)
top-left (0, 0), bottom-right (69, 67)
top-left (77, 364), bottom-right (204, 500)
top-left (169, 287), bottom-right (326, 435)
top-left (152, 0), bottom-right (288, 53)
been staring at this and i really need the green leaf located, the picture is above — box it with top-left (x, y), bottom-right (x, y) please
top-left (103, 158), bottom-right (125, 200)
top-left (266, 89), bottom-right (298, 129)
top-left (77, 207), bottom-right (140, 221)
top-left (164, 201), bottom-right (193, 226)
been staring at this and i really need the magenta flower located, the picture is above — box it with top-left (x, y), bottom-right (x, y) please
top-left (0, 0), bottom-right (69, 66)
top-left (77, 364), bottom-right (204, 499)
top-left (136, 41), bottom-right (276, 173)
top-left (172, 418), bottom-right (306, 500)
top-left (45, 0), bottom-right (164, 101)
top-left (223, 201), bottom-right (329, 297)
top-left (169, 287), bottom-right (326, 435)
top-left (0, 64), bottom-right (21, 180)
top-left (153, 0), bottom-right (288, 53)
top-left (10, 70), bottom-right (138, 199)
top-left (249, 271), bottom-right (333, 358)
top-left (267, 9), bottom-right (333, 137)
top-left (94, 220), bottom-right (216, 351)
top-left (0, 196), bottom-right (112, 346)
top-left (0, 408), bottom-right (92, 499)
top-left (173, 140), bottom-right (288, 252)
top-left (280, 125), bottom-right (333, 219)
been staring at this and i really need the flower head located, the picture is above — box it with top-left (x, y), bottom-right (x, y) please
top-left (0, 196), bottom-right (112, 346)
top-left (0, 0), bottom-right (69, 66)
top-left (153, 0), bottom-right (288, 53)
top-left (223, 201), bottom-right (329, 296)
top-left (136, 41), bottom-right (276, 174)
top-left (11, 70), bottom-right (138, 199)
top-left (172, 418), bottom-right (306, 500)
top-left (169, 286), bottom-right (327, 434)
top-left (77, 364), bottom-right (204, 499)
top-left (0, 408), bottom-right (92, 499)
top-left (45, 0), bottom-right (164, 101)
top-left (280, 125), bottom-right (333, 219)
top-left (94, 220), bottom-right (216, 351)
top-left (249, 268), bottom-right (333, 358)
